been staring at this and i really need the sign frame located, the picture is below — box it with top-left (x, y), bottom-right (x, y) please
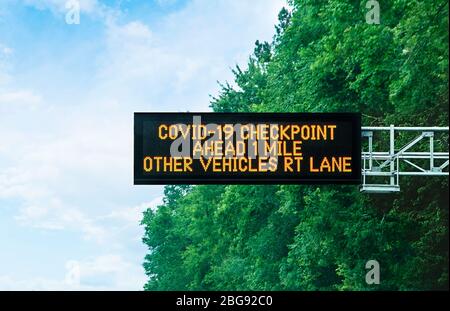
top-left (134, 112), bottom-right (361, 185)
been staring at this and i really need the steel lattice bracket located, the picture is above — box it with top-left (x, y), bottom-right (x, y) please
top-left (361, 126), bottom-right (449, 193)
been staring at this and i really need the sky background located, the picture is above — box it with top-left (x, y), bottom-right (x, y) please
top-left (0, 0), bottom-right (286, 290)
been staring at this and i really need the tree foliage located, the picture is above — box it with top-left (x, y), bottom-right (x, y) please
top-left (142, 0), bottom-right (448, 290)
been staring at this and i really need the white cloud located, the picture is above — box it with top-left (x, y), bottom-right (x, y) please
top-left (0, 44), bottom-right (13, 84)
top-left (0, 275), bottom-right (66, 291)
top-left (106, 197), bottom-right (163, 224)
top-left (156, 0), bottom-right (178, 7)
top-left (77, 254), bottom-right (129, 275)
top-left (92, 0), bottom-right (286, 111)
top-left (15, 197), bottom-right (108, 242)
top-left (64, 254), bottom-right (147, 290)
top-left (0, 254), bottom-right (145, 290)
top-left (22, 0), bottom-right (102, 15)
top-left (1, 46), bottom-right (13, 56)
top-left (0, 90), bottom-right (41, 110)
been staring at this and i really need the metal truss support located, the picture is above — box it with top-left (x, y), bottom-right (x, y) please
top-left (361, 126), bottom-right (449, 193)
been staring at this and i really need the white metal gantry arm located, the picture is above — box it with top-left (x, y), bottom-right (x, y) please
top-left (361, 126), bottom-right (449, 193)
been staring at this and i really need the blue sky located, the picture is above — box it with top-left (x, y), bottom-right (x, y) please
top-left (0, 0), bottom-right (286, 290)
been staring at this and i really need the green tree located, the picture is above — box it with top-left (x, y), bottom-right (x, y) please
top-left (143, 0), bottom-right (448, 290)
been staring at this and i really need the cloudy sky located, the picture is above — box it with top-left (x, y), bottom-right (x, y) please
top-left (0, 0), bottom-right (286, 290)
